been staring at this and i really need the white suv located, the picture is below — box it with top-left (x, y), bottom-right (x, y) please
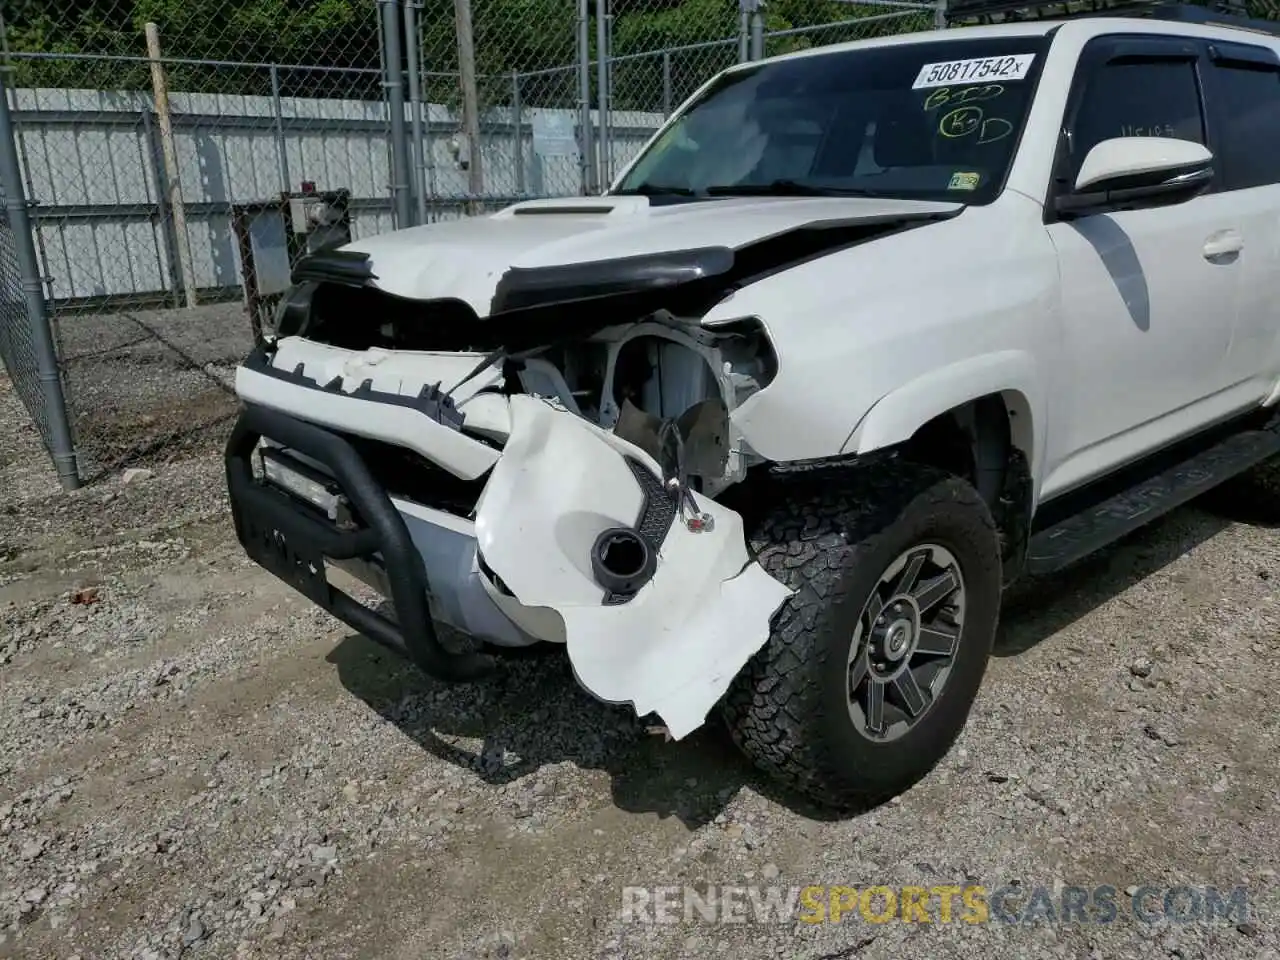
top-left (225, 11), bottom-right (1280, 808)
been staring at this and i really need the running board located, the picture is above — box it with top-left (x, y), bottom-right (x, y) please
top-left (1026, 420), bottom-right (1280, 575)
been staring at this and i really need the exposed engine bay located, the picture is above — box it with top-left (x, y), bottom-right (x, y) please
top-left (266, 248), bottom-right (783, 501)
top-left (505, 314), bottom-right (777, 498)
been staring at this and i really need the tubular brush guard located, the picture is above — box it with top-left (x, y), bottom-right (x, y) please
top-left (224, 402), bottom-right (496, 682)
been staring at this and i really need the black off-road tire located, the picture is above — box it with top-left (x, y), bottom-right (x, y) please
top-left (720, 460), bottom-right (1002, 810)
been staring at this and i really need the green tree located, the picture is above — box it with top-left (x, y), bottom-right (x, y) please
top-left (9, 0), bottom-right (1272, 102)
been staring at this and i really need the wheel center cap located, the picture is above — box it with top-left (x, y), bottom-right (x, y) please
top-left (884, 619), bottom-right (913, 661)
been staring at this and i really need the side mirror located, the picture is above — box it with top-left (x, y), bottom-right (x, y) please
top-left (1055, 137), bottom-right (1213, 217)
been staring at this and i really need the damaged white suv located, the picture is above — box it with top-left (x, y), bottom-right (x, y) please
top-left (226, 12), bottom-right (1280, 807)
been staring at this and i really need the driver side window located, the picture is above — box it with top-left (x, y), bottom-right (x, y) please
top-left (1068, 58), bottom-right (1205, 177)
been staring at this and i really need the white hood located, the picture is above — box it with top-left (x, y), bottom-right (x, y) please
top-left (343, 195), bottom-right (963, 316)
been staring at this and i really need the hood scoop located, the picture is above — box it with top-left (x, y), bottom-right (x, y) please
top-left (493, 196), bottom-right (651, 218)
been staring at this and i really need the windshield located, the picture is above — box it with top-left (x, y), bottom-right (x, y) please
top-left (614, 35), bottom-right (1051, 205)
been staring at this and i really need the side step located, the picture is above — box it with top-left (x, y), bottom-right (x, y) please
top-left (1026, 419), bottom-right (1280, 576)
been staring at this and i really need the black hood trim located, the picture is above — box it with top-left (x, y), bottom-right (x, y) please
top-left (292, 248), bottom-right (377, 286)
top-left (490, 246), bottom-right (736, 314)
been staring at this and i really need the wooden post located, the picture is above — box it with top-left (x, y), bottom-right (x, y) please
top-left (145, 22), bottom-right (198, 308)
top-left (453, 0), bottom-right (484, 214)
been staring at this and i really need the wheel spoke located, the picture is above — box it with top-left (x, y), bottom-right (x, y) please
top-left (891, 668), bottom-right (929, 717)
top-left (866, 679), bottom-right (886, 735)
top-left (913, 570), bottom-right (959, 614)
top-left (847, 654), bottom-right (868, 700)
top-left (864, 588), bottom-right (884, 627)
top-left (915, 622), bottom-right (959, 657)
top-left (895, 550), bottom-right (928, 596)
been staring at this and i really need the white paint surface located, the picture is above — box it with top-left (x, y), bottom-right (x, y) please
top-left (474, 397), bottom-right (792, 738)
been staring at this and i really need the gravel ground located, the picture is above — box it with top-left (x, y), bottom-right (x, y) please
top-left (3, 366), bottom-right (1280, 960)
top-left (52, 302), bottom-right (250, 480)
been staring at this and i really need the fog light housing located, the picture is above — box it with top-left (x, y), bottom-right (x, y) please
top-left (261, 448), bottom-right (346, 521)
top-left (590, 527), bottom-right (656, 597)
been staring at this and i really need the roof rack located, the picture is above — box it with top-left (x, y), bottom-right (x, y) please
top-left (945, 0), bottom-right (1280, 37)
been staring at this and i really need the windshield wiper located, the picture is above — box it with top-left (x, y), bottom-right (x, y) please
top-left (704, 180), bottom-right (885, 198)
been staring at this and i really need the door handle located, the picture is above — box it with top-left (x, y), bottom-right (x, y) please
top-left (1203, 229), bottom-right (1244, 260)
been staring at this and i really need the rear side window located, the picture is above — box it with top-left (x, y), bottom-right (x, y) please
top-left (1210, 61), bottom-right (1280, 190)
top-left (1068, 59), bottom-right (1205, 175)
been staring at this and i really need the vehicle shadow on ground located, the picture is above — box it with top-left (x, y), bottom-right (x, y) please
top-left (327, 633), bottom-right (853, 829)
top-left (995, 507), bottom-right (1232, 658)
top-left (996, 479), bottom-right (1279, 657)
top-left (328, 484), bottom-right (1279, 830)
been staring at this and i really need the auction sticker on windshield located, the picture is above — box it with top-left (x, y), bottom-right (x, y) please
top-left (912, 54), bottom-right (1036, 89)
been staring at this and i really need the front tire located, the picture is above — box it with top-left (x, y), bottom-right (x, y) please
top-left (720, 460), bottom-right (1002, 810)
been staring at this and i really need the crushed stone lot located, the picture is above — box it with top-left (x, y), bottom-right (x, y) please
top-left (3, 369), bottom-right (1280, 960)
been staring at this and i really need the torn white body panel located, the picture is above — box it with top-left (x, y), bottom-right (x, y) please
top-left (474, 396), bottom-right (793, 739)
top-left (557, 564), bottom-right (791, 739)
top-left (236, 337), bottom-right (506, 480)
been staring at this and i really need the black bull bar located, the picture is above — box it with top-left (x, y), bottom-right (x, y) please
top-left (224, 402), bottom-right (496, 682)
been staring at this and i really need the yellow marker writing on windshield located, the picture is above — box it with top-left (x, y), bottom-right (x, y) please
top-left (977, 117), bottom-right (1013, 144)
top-left (939, 106), bottom-right (983, 137)
top-left (924, 84), bottom-right (1004, 111)
top-left (936, 106), bottom-right (1014, 144)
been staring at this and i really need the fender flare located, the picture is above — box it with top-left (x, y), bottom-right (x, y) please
top-left (842, 350), bottom-right (1044, 477)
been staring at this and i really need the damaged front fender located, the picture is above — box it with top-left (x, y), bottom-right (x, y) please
top-left (474, 396), bottom-right (793, 739)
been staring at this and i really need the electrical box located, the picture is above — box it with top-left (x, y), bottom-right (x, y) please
top-left (232, 186), bottom-right (352, 345)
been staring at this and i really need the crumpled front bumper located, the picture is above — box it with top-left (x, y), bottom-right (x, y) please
top-left (228, 349), bottom-right (793, 738)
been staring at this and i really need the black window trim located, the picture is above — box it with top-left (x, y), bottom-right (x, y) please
top-left (1202, 40), bottom-right (1280, 193)
top-left (1043, 33), bottom-right (1212, 225)
top-left (1207, 39), bottom-right (1280, 69)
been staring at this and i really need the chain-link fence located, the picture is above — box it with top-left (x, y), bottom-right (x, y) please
top-left (0, 85), bottom-right (79, 489)
top-left (1, 1), bottom-right (393, 482)
top-left (0, 189), bottom-right (43, 447)
top-left (0, 0), bottom-right (941, 487)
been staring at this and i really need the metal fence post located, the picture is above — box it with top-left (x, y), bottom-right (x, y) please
top-left (606, 9), bottom-right (615, 185)
top-left (738, 1), bottom-right (750, 63)
top-left (376, 0), bottom-right (391, 206)
top-left (594, 0), bottom-right (610, 188)
top-left (379, 0), bottom-right (413, 228)
top-left (0, 67), bottom-right (79, 490)
top-left (403, 0), bottom-right (427, 225)
top-left (413, 3), bottom-right (437, 222)
top-left (577, 0), bottom-right (596, 194)
top-left (934, 0), bottom-right (948, 28)
top-left (749, 2), bottom-right (765, 61)
top-left (662, 50), bottom-right (672, 117)
top-left (511, 71), bottom-right (525, 197)
top-left (269, 63), bottom-right (291, 193)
